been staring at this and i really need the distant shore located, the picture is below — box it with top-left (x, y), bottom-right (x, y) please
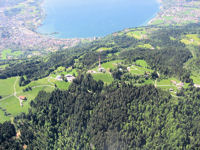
top-left (147, 0), bottom-right (163, 25)
top-left (36, 0), bottom-right (160, 39)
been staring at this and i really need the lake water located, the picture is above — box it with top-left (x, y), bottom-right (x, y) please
top-left (38, 0), bottom-right (159, 38)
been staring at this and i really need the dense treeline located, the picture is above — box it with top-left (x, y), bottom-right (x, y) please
top-left (0, 121), bottom-right (22, 149)
top-left (120, 47), bottom-right (192, 81)
top-left (0, 75), bottom-right (199, 149)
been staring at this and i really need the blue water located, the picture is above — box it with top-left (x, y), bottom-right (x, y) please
top-left (38, 0), bottom-right (159, 38)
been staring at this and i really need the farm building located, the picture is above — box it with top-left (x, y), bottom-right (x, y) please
top-left (65, 74), bottom-right (75, 82)
top-left (56, 75), bottom-right (62, 81)
top-left (194, 84), bottom-right (200, 88)
top-left (98, 67), bottom-right (106, 72)
top-left (19, 96), bottom-right (27, 101)
top-left (87, 70), bottom-right (97, 74)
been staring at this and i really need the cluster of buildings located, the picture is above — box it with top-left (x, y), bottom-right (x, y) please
top-left (0, 0), bottom-right (95, 57)
top-left (194, 84), bottom-right (200, 88)
top-left (149, 0), bottom-right (200, 25)
top-left (56, 74), bottom-right (75, 82)
top-left (171, 80), bottom-right (184, 90)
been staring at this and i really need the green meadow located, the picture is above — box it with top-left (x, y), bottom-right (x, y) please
top-left (1, 49), bottom-right (22, 60)
top-left (92, 73), bottom-right (114, 84)
top-left (0, 76), bottom-right (55, 122)
top-left (0, 77), bottom-right (16, 97)
top-left (126, 29), bottom-right (147, 39)
top-left (181, 34), bottom-right (200, 46)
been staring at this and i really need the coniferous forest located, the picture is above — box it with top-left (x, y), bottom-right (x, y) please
top-left (0, 74), bottom-right (200, 149)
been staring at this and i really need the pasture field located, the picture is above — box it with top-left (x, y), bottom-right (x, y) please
top-left (51, 67), bottom-right (78, 78)
top-left (191, 75), bottom-right (200, 84)
top-left (101, 60), bottom-right (122, 70)
top-left (0, 77), bottom-right (16, 97)
top-left (137, 44), bottom-right (154, 49)
top-left (96, 47), bottom-right (112, 52)
top-left (0, 71), bottom-right (78, 122)
top-left (181, 34), bottom-right (200, 46)
top-left (92, 60), bottom-right (122, 72)
top-left (129, 65), bottom-right (152, 75)
top-left (1, 49), bottom-right (22, 60)
top-left (156, 78), bottom-right (189, 91)
top-left (143, 79), bottom-right (154, 85)
top-left (54, 81), bottom-right (70, 90)
top-left (157, 78), bottom-right (175, 86)
top-left (126, 29), bottom-right (147, 39)
top-left (150, 19), bottom-right (164, 25)
top-left (0, 77), bottom-right (55, 123)
top-left (0, 64), bottom-right (9, 69)
top-left (92, 73), bottom-right (114, 84)
top-left (135, 60), bottom-right (149, 68)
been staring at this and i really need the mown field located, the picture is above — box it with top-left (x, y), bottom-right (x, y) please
top-left (1, 49), bottom-right (22, 60)
top-left (0, 76), bottom-right (56, 122)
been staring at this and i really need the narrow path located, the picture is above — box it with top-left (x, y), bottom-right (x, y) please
top-left (32, 85), bottom-right (55, 88)
top-left (131, 66), bottom-right (138, 70)
top-left (13, 77), bottom-right (23, 106)
top-left (0, 95), bottom-right (14, 101)
top-left (155, 79), bottom-right (157, 88)
top-left (0, 77), bottom-right (20, 102)
top-left (47, 77), bottom-right (55, 86)
top-left (157, 85), bottom-right (172, 87)
top-left (13, 77), bottom-right (18, 97)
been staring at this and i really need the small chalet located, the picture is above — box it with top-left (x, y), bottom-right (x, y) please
top-left (65, 74), bottom-right (75, 82)
top-left (171, 80), bottom-right (177, 85)
top-left (19, 96), bottom-right (27, 101)
top-left (87, 70), bottom-right (96, 74)
top-left (56, 75), bottom-right (62, 81)
top-left (98, 67), bottom-right (105, 72)
top-left (194, 84), bottom-right (200, 88)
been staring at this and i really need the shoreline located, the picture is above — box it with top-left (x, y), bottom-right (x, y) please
top-left (147, 0), bottom-right (163, 25)
top-left (1, 0), bottom-right (198, 57)
top-left (36, 0), bottom-right (97, 39)
top-left (36, 0), bottom-right (162, 39)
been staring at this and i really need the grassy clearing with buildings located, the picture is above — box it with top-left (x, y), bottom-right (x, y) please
top-left (0, 77), bottom-right (55, 122)
top-left (0, 58), bottom-right (194, 123)
top-left (0, 65), bottom-right (80, 122)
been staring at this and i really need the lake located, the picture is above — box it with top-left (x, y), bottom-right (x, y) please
top-left (37, 0), bottom-right (159, 38)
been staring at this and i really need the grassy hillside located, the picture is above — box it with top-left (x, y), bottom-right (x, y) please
top-left (1, 23), bottom-right (200, 122)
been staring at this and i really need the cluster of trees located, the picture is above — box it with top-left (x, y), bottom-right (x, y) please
top-left (19, 76), bottom-right (30, 86)
top-left (0, 75), bottom-right (199, 149)
top-left (23, 86), bottom-right (32, 92)
top-left (0, 121), bottom-right (21, 149)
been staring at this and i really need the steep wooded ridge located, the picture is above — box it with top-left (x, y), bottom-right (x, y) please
top-left (1, 74), bottom-right (200, 149)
